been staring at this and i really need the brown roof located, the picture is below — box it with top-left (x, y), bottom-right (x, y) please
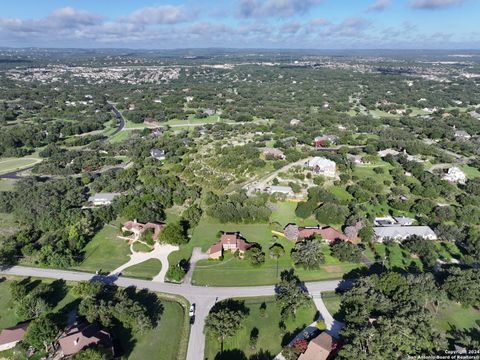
top-left (0, 323), bottom-right (29, 346)
top-left (298, 332), bottom-right (333, 360)
top-left (58, 323), bottom-right (113, 357)
top-left (207, 232), bottom-right (252, 254)
top-left (122, 221), bottom-right (165, 241)
top-left (297, 226), bottom-right (347, 242)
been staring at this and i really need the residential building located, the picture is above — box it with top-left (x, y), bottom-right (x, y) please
top-left (121, 220), bottom-right (165, 241)
top-left (207, 232), bottom-right (252, 259)
top-left (87, 193), bottom-right (120, 206)
top-left (290, 118), bottom-right (301, 126)
top-left (373, 226), bottom-right (437, 242)
top-left (58, 322), bottom-right (113, 358)
top-left (284, 224), bottom-right (348, 242)
top-left (268, 185), bottom-right (294, 197)
top-left (454, 130), bottom-right (471, 140)
top-left (150, 149), bottom-right (166, 161)
top-left (378, 148), bottom-right (399, 157)
top-left (347, 154), bottom-right (364, 164)
top-left (307, 157), bottom-right (336, 177)
top-left (0, 323), bottom-right (29, 352)
top-left (443, 167), bottom-right (467, 184)
top-left (298, 332), bottom-right (335, 360)
top-left (262, 147), bottom-right (285, 159)
top-left (394, 216), bottom-right (415, 226)
top-left (314, 135), bottom-right (337, 148)
top-left (374, 216), bottom-right (396, 226)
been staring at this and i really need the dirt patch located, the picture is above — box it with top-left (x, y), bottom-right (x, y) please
top-left (324, 265), bottom-right (344, 273)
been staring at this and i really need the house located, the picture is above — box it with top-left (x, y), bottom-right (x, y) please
top-left (298, 332), bottom-right (335, 360)
top-left (378, 148), bottom-right (399, 157)
top-left (454, 130), bottom-right (471, 140)
top-left (268, 185), bottom-right (294, 197)
top-left (443, 167), bottom-right (467, 184)
top-left (150, 149), bottom-right (166, 161)
top-left (144, 117), bottom-right (158, 125)
top-left (87, 193), bottom-right (120, 206)
top-left (284, 224), bottom-right (348, 242)
top-left (374, 216), bottom-right (396, 226)
top-left (207, 232), bottom-right (252, 259)
top-left (58, 322), bottom-right (113, 358)
top-left (347, 154), bottom-right (364, 164)
top-left (307, 157), bottom-right (336, 178)
top-left (394, 216), bottom-right (415, 226)
top-left (0, 323), bottom-right (29, 352)
top-left (314, 135), bottom-right (337, 148)
top-left (373, 226), bottom-right (437, 242)
top-left (262, 147), bottom-right (285, 159)
top-left (121, 220), bottom-right (165, 241)
top-left (290, 118), bottom-right (301, 126)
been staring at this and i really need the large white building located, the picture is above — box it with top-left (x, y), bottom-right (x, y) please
top-left (443, 167), bottom-right (467, 184)
top-left (373, 226), bottom-right (437, 242)
top-left (307, 157), bottom-right (336, 178)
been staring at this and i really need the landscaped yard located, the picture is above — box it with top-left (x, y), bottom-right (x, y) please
top-left (122, 259), bottom-right (162, 280)
top-left (0, 157), bottom-right (41, 175)
top-left (0, 178), bottom-right (16, 191)
top-left (0, 212), bottom-right (17, 236)
top-left (205, 296), bottom-right (317, 360)
top-left (460, 165), bottom-right (480, 179)
top-left (435, 301), bottom-right (480, 332)
top-left (321, 291), bottom-right (343, 320)
top-left (73, 223), bottom-right (130, 273)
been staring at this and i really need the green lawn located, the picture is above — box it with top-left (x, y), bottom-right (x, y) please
top-left (322, 291), bottom-right (343, 320)
top-left (269, 201), bottom-right (318, 227)
top-left (435, 301), bottom-right (480, 332)
top-left (0, 178), bottom-right (16, 191)
top-left (0, 157), bottom-right (41, 175)
top-left (373, 243), bottom-right (423, 271)
top-left (328, 185), bottom-right (354, 202)
top-left (132, 241), bottom-right (153, 253)
top-left (0, 212), bottom-right (17, 236)
top-left (460, 165), bottom-right (480, 179)
top-left (73, 223), bottom-right (130, 273)
top-left (122, 259), bottom-right (162, 280)
top-left (109, 130), bottom-right (131, 143)
top-left (205, 296), bottom-right (317, 360)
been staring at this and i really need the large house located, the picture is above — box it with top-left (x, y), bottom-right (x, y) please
top-left (262, 147), bottom-right (285, 159)
top-left (150, 149), bottom-right (166, 161)
top-left (307, 157), bottom-right (336, 178)
top-left (443, 167), bottom-right (467, 184)
top-left (373, 225), bottom-right (437, 242)
top-left (87, 192), bottom-right (120, 206)
top-left (284, 224), bottom-right (348, 242)
top-left (314, 135), bottom-right (337, 148)
top-left (298, 332), bottom-right (336, 360)
top-left (58, 322), bottom-right (114, 358)
top-left (0, 323), bottom-right (29, 352)
top-left (121, 220), bottom-right (165, 242)
top-left (207, 232), bottom-right (252, 259)
top-left (268, 185), bottom-right (294, 197)
top-left (378, 148), bottom-right (399, 157)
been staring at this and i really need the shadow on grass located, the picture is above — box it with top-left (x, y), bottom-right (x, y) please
top-left (281, 325), bottom-right (306, 347)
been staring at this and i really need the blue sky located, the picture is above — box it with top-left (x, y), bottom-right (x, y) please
top-left (0, 0), bottom-right (478, 49)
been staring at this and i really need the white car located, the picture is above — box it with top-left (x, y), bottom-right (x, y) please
top-left (189, 304), bottom-right (195, 317)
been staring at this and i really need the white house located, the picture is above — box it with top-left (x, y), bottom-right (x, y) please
top-left (443, 167), bottom-right (467, 184)
top-left (373, 226), bottom-right (437, 242)
top-left (454, 130), bottom-right (471, 140)
top-left (378, 148), bottom-right (399, 157)
top-left (150, 149), bottom-right (166, 161)
top-left (268, 185), bottom-right (294, 197)
top-left (88, 193), bottom-right (120, 206)
top-left (307, 157), bottom-right (336, 178)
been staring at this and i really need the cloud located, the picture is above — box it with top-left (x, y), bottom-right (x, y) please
top-left (409, 0), bottom-right (465, 9)
top-left (238, 0), bottom-right (321, 18)
top-left (323, 17), bottom-right (371, 37)
top-left (368, 0), bottom-right (392, 12)
top-left (309, 18), bottom-right (330, 26)
top-left (50, 7), bottom-right (102, 26)
top-left (124, 5), bottom-right (188, 25)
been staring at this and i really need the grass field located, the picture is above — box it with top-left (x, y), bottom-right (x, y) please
top-left (460, 165), bottom-right (480, 179)
top-left (0, 178), bottom-right (16, 191)
top-left (73, 223), bottom-right (130, 273)
top-left (205, 296), bottom-right (317, 360)
top-left (109, 130), bottom-right (131, 143)
top-left (122, 259), bottom-right (162, 280)
top-left (0, 157), bottom-right (41, 175)
top-left (269, 201), bottom-right (318, 227)
top-left (322, 291), bottom-right (343, 320)
top-left (132, 241), bottom-right (153, 253)
top-left (435, 301), bottom-right (480, 332)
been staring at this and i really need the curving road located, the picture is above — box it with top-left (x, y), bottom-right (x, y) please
top-left (0, 265), bottom-right (348, 360)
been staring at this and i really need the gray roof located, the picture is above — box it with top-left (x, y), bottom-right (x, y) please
top-left (270, 185), bottom-right (293, 194)
top-left (373, 226), bottom-right (436, 239)
top-left (150, 149), bottom-right (166, 158)
top-left (88, 193), bottom-right (120, 203)
top-left (393, 216), bottom-right (415, 225)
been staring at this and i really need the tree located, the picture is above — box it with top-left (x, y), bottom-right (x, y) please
top-left (275, 270), bottom-right (310, 318)
top-left (24, 314), bottom-right (59, 352)
top-left (205, 300), bottom-right (248, 351)
top-left (442, 267), bottom-right (480, 307)
top-left (270, 243), bottom-right (285, 278)
top-left (330, 241), bottom-right (362, 263)
top-left (140, 228), bottom-right (154, 246)
top-left (157, 222), bottom-right (188, 245)
top-left (314, 203), bottom-right (348, 225)
top-left (292, 339), bottom-right (308, 354)
top-left (291, 238), bottom-right (325, 269)
top-left (70, 348), bottom-right (112, 360)
top-left (247, 246), bottom-right (265, 266)
top-left (358, 225), bottom-right (374, 243)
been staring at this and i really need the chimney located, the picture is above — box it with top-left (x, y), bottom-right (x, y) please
top-left (74, 337), bottom-right (79, 346)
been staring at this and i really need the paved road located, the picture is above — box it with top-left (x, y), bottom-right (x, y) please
top-left (0, 265), bottom-right (346, 360)
top-left (108, 103), bottom-right (125, 136)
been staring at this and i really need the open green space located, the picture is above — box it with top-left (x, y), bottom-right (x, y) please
top-left (435, 301), bottom-right (480, 332)
top-left (205, 296), bottom-right (317, 360)
top-left (0, 157), bottom-right (41, 175)
top-left (460, 165), bottom-right (480, 179)
top-left (109, 130), bottom-right (131, 143)
top-left (73, 223), bottom-right (130, 273)
top-left (122, 259), bottom-right (162, 280)
top-left (322, 291), bottom-right (342, 320)
top-left (132, 241), bottom-right (153, 253)
top-left (269, 201), bottom-right (318, 227)
top-left (0, 212), bottom-right (17, 236)
top-left (0, 178), bottom-right (16, 191)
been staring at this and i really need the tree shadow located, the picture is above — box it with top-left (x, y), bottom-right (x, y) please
top-left (55, 298), bottom-right (81, 328)
top-left (281, 325), bottom-right (306, 347)
top-left (249, 350), bottom-right (274, 360)
top-left (112, 323), bottom-right (137, 359)
top-left (211, 299), bottom-right (250, 316)
top-left (214, 349), bottom-right (247, 360)
top-left (125, 287), bottom-right (164, 327)
top-left (45, 279), bottom-right (67, 308)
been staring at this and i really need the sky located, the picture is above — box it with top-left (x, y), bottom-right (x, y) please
top-left (0, 0), bottom-right (479, 49)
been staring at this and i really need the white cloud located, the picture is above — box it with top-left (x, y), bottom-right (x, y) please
top-left (368, 0), bottom-right (392, 12)
top-left (124, 5), bottom-right (188, 25)
top-left (409, 0), bottom-right (465, 9)
top-left (238, 0), bottom-right (321, 18)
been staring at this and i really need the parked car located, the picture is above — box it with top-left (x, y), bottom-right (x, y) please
top-left (189, 304), bottom-right (195, 317)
